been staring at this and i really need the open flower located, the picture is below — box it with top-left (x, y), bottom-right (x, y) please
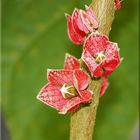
top-left (65, 54), bottom-right (109, 97)
top-left (65, 5), bottom-right (98, 45)
top-left (37, 54), bottom-right (92, 114)
top-left (82, 32), bottom-right (121, 77)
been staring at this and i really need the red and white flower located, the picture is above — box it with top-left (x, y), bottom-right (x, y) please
top-left (37, 54), bottom-right (92, 114)
top-left (65, 5), bottom-right (98, 45)
top-left (82, 32), bottom-right (121, 77)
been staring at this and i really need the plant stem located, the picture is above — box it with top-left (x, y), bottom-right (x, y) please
top-left (70, 79), bottom-right (102, 140)
top-left (91, 0), bottom-right (116, 36)
top-left (70, 0), bottom-right (116, 140)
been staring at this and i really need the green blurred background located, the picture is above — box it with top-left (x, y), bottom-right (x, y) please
top-left (1, 0), bottom-right (139, 140)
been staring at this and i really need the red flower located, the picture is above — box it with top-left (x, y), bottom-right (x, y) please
top-left (64, 54), bottom-right (109, 97)
top-left (65, 5), bottom-right (98, 45)
top-left (82, 32), bottom-right (121, 77)
top-left (37, 54), bottom-right (92, 114)
top-left (114, 0), bottom-right (122, 10)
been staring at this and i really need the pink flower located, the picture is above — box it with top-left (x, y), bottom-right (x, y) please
top-left (65, 5), bottom-right (98, 45)
top-left (82, 32), bottom-right (121, 77)
top-left (37, 54), bottom-right (92, 114)
top-left (114, 0), bottom-right (122, 10)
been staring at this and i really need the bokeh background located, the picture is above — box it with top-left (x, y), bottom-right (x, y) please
top-left (1, 0), bottom-right (139, 140)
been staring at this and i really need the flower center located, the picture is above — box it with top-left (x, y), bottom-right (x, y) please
top-left (95, 51), bottom-right (106, 64)
top-left (60, 84), bottom-right (78, 99)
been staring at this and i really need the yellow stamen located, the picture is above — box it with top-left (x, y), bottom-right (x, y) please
top-left (95, 51), bottom-right (106, 64)
top-left (60, 84), bottom-right (78, 99)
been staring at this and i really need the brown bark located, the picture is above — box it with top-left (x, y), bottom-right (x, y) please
top-left (70, 0), bottom-right (116, 140)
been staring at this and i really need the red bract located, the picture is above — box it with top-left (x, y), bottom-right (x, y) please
top-left (100, 76), bottom-right (109, 96)
top-left (65, 5), bottom-right (98, 45)
top-left (37, 54), bottom-right (92, 114)
top-left (114, 0), bottom-right (122, 10)
top-left (82, 32), bottom-right (121, 77)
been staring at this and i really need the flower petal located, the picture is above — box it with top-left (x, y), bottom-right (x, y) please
top-left (64, 53), bottom-right (80, 70)
top-left (65, 14), bottom-right (85, 45)
top-left (37, 83), bottom-right (84, 114)
top-left (60, 90), bottom-right (92, 114)
top-left (114, 0), bottom-right (121, 10)
top-left (80, 7), bottom-right (98, 32)
top-left (77, 10), bottom-right (89, 33)
top-left (79, 90), bottom-right (92, 101)
top-left (72, 9), bottom-right (86, 37)
top-left (84, 32), bottom-right (109, 57)
top-left (74, 69), bottom-right (89, 91)
top-left (79, 10), bottom-right (94, 33)
top-left (60, 96), bottom-right (85, 114)
top-left (67, 104), bottom-right (80, 112)
top-left (48, 70), bottom-right (74, 86)
top-left (82, 50), bottom-right (103, 77)
top-left (83, 14), bottom-right (98, 31)
top-left (103, 43), bottom-right (121, 75)
top-left (100, 76), bottom-right (109, 96)
top-left (85, 5), bottom-right (98, 28)
top-left (37, 83), bottom-right (67, 111)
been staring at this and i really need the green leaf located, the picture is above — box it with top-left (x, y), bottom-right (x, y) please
top-left (2, 0), bottom-right (139, 140)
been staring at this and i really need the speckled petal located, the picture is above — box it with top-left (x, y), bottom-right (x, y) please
top-left (48, 70), bottom-right (74, 86)
top-left (65, 14), bottom-right (85, 45)
top-left (80, 6), bottom-right (98, 32)
top-left (79, 90), bottom-right (92, 101)
top-left (77, 11), bottom-right (89, 33)
top-left (84, 32), bottom-right (109, 56)
top-left (37, 83), bottom-right (67, 111)
top-left (74, 69), bottom-right (89, 91)
top-left (85, 5), bottom-right (98, 24)
top-left (64, 53), bottom-right (80, 70)
top-left (103, 43), bottom-right (121, 75)
top-left (72, 9), bottom-right (86, 37)
top-left (82, 50), bottom-right (103, 77)
top-left (60, 95), bottom-right (87, 114)
top-left (60, 90), bottom-right (92, 114)
top-left (37, 83), bottom-right (84, 114)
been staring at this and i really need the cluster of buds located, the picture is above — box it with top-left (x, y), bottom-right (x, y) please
top-left (37, 5), bottom-right (122, 114)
